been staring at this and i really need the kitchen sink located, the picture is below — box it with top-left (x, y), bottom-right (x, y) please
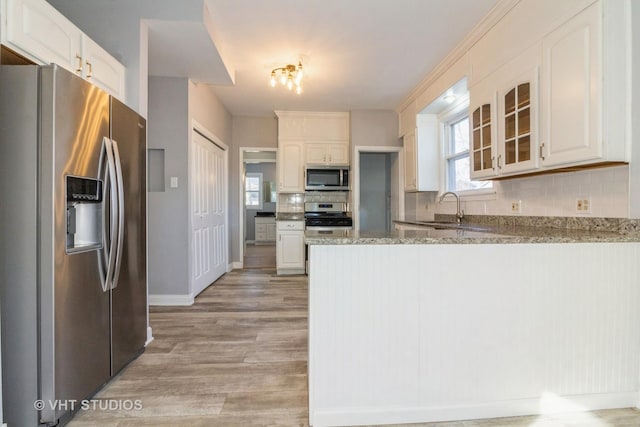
top-left (415, 221), bottom-right (490, 232)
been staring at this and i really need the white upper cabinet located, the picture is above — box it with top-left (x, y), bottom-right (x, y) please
top-left (470, 44), bottom-right (540, 180)
top-left (1, 0), bottom-right (126, 100)
top-left (539, 1), bottom-right (628, 168)
top-left (277, 140), bottom-right (304, 193)
top-left (403, 129), bottom-right (417, 191)
top-left (3, 0), bottom-right (82, 73)
top-left (466, 0), bottom-right (629, 179)
top-left (305, 141), bottom-right (349, 166)
top-left (404, 114), bottom-right (439, 192)
top-left (81, 35), bottom-right (126, 100)
top-left (276, 111), bottom-right (351, 192)
top-left (469, 79), bottom-right (498, 180)
top-left (541, 2), bottom-right (600, 166)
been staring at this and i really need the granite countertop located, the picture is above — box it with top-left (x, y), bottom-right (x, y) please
top-left (276, 212), bottom-right (305, 221)
top-left (305, 216), bottom-right (640, 245)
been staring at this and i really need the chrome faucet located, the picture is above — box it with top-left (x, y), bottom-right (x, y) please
top-left (439, 191), bottom-right (464, 223)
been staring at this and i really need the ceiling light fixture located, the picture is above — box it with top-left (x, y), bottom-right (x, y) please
top-left (443, 94), bottom-right (457, 103)
top-left (270, 61), bottom-right (303, 95)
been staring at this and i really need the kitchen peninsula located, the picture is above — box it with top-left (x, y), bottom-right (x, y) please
top-left (306, 218), bottom-right (640, 427)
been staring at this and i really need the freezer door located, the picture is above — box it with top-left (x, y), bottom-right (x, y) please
top-left (110, 97), bottom-right (147, 374)
top-left (40, 66), bottom-right (112, 423)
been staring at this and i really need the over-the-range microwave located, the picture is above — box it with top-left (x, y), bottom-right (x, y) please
top-left (305, 166), bottom-right (349, 191)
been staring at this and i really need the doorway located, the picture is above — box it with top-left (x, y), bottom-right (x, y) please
top-left (359, 153), bottom-right (392, 231)
top-left (353, 146), bottom-right (404, 232)
top-left (239, 148), bottom-right (277, 269)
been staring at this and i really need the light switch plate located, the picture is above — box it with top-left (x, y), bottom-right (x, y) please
top-left (170, 177), bottom-right (179, 188)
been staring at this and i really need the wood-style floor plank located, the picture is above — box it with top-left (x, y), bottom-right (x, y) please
top-left (68, 267), bottom-right (640, 426)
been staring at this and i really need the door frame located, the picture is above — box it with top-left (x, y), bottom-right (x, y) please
top-left (188, 119), bottom-right (229, 297)
top-left (238, 147), bottom-right (278, 267)
top-left (353, 145), bottom-right (405, 231)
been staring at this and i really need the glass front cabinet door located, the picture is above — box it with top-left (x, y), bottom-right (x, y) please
top-left (469, 81), bottom-right (498, 180)
top-left (497, 67), bottom-right (539, 175)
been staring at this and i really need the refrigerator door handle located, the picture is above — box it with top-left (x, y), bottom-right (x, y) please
top-left (97, 136), bottom-right (118, 292)
top-left (111, 138), bottom-right (125, 289)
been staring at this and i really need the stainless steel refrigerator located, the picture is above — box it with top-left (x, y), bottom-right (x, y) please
top-left (0, 64), bottom-right (147, 426)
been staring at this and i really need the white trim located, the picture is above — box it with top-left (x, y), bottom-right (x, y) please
top-left (148, 294), bottom-right (195, 306)
top-left (311, 392), bottom-right (638, 427)
top-left (145, 326), bottom-right (154, 346)
top-left (353, 145), bottom-right (405, 231)
top-left (239, 147), bottom-right (278, 264)
top-left (231, 261), bottom-right (243, 270)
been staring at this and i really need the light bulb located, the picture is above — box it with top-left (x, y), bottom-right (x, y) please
top-left (279, 71), bottom-right (287, 85)
top-left (270, 72), bottom-right (276, 87)
top-left (295, 63), bottom-right (303, 84)
top-left (296, 85), bottom-right (302, 95)
top-left (287, 76), bottom-right (293, 90)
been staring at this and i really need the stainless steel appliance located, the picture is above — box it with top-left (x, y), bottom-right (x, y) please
top-left (304, 202), bottom-right (353, 230)
top-left (305, 166), bottom-right (350, 191)
top-left (0, 65), bottom-right (147, 426)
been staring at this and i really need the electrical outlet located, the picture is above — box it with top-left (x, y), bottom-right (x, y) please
top-left (576, 198), bottom-right (591, 213)
top-left (511, 200), bottom-right (522, 213)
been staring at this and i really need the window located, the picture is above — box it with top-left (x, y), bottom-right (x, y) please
top-left (245, 173), bottom-right (263, 209)
top-left (443, 111), bottom-right (492, 193)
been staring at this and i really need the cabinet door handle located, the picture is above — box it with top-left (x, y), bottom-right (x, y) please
top-left (497, 154), bottom-right (502, 170)
top-left (492, 156), bottom-right (496, 171)
top-left (75, 54), bottom-right (83, 74)
top-left (539, 143), bottom-right (545, 161)
top-left (85, 60), bottom-right (93, 78)
top-left (329, 155), bottom-right (332, 162)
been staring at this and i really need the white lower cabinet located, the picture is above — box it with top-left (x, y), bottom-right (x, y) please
top-left (276, 220), bottom-right (305, 275)
top-left (254, 216), bottom-right (276, 243)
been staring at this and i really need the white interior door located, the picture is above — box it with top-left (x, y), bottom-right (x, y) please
top-left (191, 129), bottom-right (227, 296)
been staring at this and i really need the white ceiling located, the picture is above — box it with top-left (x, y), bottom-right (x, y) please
top-left (148, 0), bottom-right (500, 117)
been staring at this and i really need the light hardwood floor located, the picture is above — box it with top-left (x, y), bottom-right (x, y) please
top-left (67, 268), bottom-right (640, 426)
top-left (244, 243), bottom-right (276, 269)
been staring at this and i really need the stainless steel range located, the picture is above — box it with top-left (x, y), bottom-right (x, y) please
top-left (304, 202), bottom-right (353, 230)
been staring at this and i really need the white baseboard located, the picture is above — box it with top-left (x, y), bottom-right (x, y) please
top-left (231, 261), bottom-right (243, 270)
top-left (311, 392), bottom-right (638, 427)
top-left (148, 294), bottom-right (194, 306)
top-left (145, 326), bottom-right (154, 346)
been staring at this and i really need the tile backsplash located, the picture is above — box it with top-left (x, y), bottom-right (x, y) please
top-left (277, 193), bottom-right (304, 212)
top-left (406, 165), bottom-right (629, 220)
top-left (278, 191), bottom-right (351, 212)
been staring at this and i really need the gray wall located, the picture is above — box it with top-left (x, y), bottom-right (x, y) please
top-left (244, 163), bottom-right (277, 241)
top-left (230, 117), bottom-right (278, 262)
top-left (350, 110), bottom-right (401, 150)
top-left (148, 77), bottom-right (189, 296)
top-left (147, 77), bottom-right (231, 297)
